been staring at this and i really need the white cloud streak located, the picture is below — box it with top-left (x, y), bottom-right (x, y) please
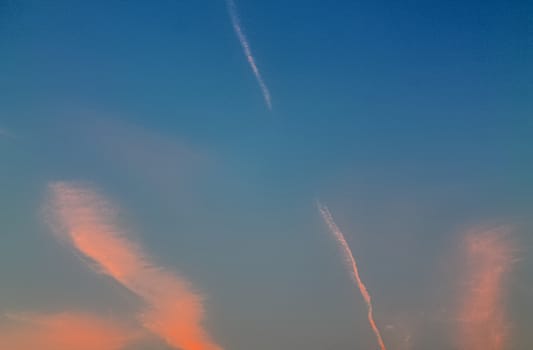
top-left (227, 0), bottom-right (272, 110)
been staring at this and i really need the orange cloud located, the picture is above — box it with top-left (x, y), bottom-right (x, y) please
top-left (457, 227), bottom-right (515, 350)
top-left (46, 181), bottom-right (222, 350)
top-left (0, 312), bottom-right (138, 350)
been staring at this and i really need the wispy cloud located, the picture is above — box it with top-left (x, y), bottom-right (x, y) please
top-left (46, 181), bottom-right (222, 350)
top-left (226, 0), bottom-right (272, 110)
top-left (317, 202), bottom-right (388, 350)
top-left (456, 227), bottom-right (515, 350)
top-left (0, 312), bottom-right (139, 350)
top-left (61, 115), bottom-right (209, 201)
top-left (0, 128), bottom-right (12, 138)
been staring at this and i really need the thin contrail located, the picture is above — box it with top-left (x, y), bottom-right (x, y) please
top-left (226, 0), bottom-right (272, 110)
top-left (317, 202), bottom-right (387, 350)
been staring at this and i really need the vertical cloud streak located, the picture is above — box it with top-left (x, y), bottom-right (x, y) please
top-left (46, 182), bottom-right (222, 350)
top-left (457, 228), bottom-right (515, 350)
top-left (0, 312), bottom-right (138, 350)
top-left (318, 202), bottom-right (388, 350)
top-left (226, 0), bottom-right (272, 110)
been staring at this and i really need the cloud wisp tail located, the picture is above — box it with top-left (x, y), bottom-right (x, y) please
top-left (0, 312), bottom-right (139, 350)
top-left (317, 202), bottom-right (388, 350)
top-left (226, 0), bottom-right (272, 110)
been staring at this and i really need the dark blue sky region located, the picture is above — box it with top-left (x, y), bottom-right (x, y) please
top-left (1, 1), bottom-right (532, 349)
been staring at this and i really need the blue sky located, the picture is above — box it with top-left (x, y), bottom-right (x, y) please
top-left (1, 1), bottom-right (532, 349)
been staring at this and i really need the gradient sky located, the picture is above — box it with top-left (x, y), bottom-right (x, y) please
top-left (1, 1), bottom-right (532, 349)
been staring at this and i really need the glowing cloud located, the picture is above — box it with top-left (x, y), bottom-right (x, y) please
top-left (0, 312), bottom-right (137, 350)
top-left (226, 0), bottom-right (272, 110)
top-left (457, 227), bottom-right (515, 350)
top-left (46, 181), bottom-right (222, 350)
top-left (317, 202), bottom-right (388, 350)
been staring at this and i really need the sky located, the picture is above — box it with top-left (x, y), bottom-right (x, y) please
top-left (0, 0), bottom-right (532, 349)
